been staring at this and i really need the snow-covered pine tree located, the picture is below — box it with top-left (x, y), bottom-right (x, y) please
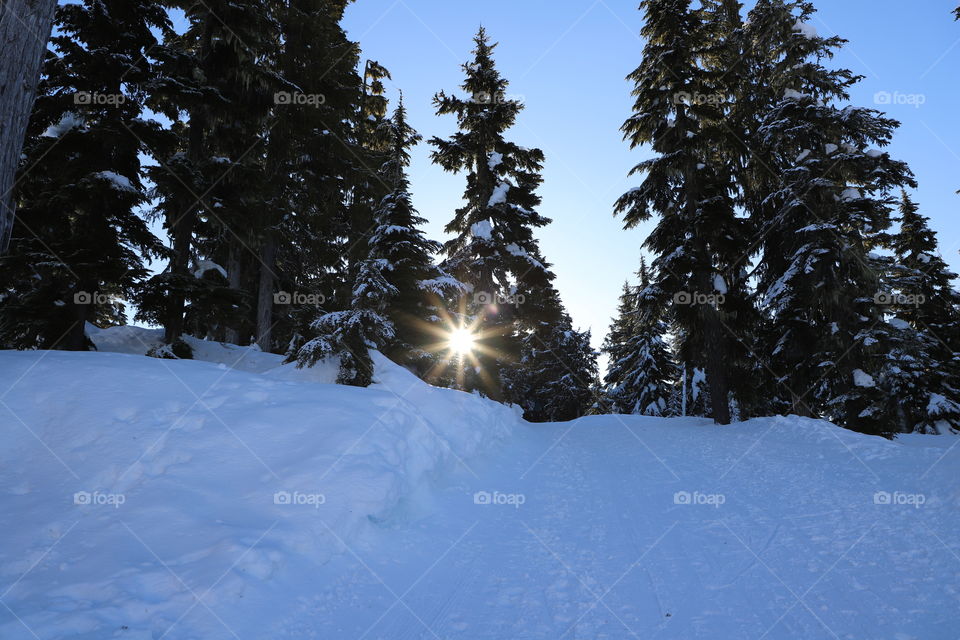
top-left (264, 0), bottom-right (367, 355)
top-left (294, 257), bottom-right (396, 387)
top-left (0, 0), bottom-right (167, 350)
top-left (430, 27), bottom-right (556, 400)
top-left (616, 0), bottom-right (753, 424)
top-left (890, 192), bottom-right (960, 357)
top-left (875, 191), bottom-right (960, 433)
top-left (508, 309), bottom-right (598, 422)
top-left (602, 259), bottom-right (676, 416)
top-left (751, 1), bottom-right (916, 436)
top-left (602, 281), bottom-right (639, 413)
top-left (368, 96), bottom-right (461, 375)
top-left (345, 59), bottom-right (393, 284)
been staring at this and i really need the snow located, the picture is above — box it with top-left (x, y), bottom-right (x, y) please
top-left (793, 19), bottom-right (818, 39)
top-left (470, 219), bottom-right (493, 240)
top-left (840, 187), bottom-right (862, 202)
top-left (1, 331), bottom-right (958, 639)
top-left (91, 171), bottom-right (138, 193)
top-left (505, 242), bottom-right (527, 257)
top-left (853, 368), bottom-right (876, 387)
top-left (192, 260), bottom-right (228, 280)
top-left (488, 181), bottom-right (510, 206)
top-left (41, 112), bottom-right (84, 138)
top-left (488, 152), bottom-right (503, 171)
top-left (713, 274), bottom-right (727, 295)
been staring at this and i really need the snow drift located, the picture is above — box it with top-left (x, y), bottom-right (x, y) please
top-left (0, 328), bottom-right (518, 639)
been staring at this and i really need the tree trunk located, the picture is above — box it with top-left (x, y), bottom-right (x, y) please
top-left (224, 238), bottom-right (243, 344)
top-left (703, 308), bottom-right (732, 425)
top-left (0, 0), bottom-right (57, 254)
top-left (163, 199), bottom-right (196, 344)
top-left (255, 230), bottom-right (277, 352)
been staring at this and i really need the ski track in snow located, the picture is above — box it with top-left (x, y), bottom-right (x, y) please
top-left (0, 329), bottom-right (958, 639)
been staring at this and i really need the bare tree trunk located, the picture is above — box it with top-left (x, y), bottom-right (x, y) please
top-left (255, 230), bottom-right (277, 352)
top-left (703, 308), bottom-right (732, 425)
top-left (0, 0), bottom-right (57, 254)
top-left (224, 238), bottom-right (243, 345)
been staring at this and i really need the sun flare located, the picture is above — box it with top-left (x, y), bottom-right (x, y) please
top-left (448, 327), bottom-right (476, 355)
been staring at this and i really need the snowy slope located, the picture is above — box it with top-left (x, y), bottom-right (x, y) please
top-left (1, 333), bottom-right (958, 639)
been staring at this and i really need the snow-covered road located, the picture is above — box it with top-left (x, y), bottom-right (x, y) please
top-left (269, 416), bottom-right (959, 640)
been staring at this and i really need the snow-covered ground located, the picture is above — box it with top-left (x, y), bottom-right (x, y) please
top-left (1, 327), bottom-right (958, 639)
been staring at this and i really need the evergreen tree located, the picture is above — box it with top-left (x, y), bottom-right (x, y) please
top-left (295, 257), bottom-right (396, 387)
top-left (616, 0), bottom-right (754, 424)
top-left (257, 0), bottom-right (365, 353)
top-left (509, 312), bottom-right (598, 422)
top-left (0, 0), bottom-right (167, 350)
top-left (368, 97), bottom-right (461, 374)
top-left (602, 259), bottom-right (676, 416)
top-left (876, 192), bottom-right (960, 433)
top-left (134, 0), bottom-right (277, 353)
top-left (751, 1), bottom-right (915, 436)
top-left (430, 27), bottom-right (557, 400)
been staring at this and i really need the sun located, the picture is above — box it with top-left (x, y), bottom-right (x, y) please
top-left (448, 327), bottom-right (476, 355)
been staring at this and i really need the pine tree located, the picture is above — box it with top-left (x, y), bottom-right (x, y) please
top-left (367, 97), bottom-right (461, 374)
top-left (509, 311), bottom-right (598, 422)
top-left (430, 27), bottom-right (556, 400)
top-left (616, 0), bottom-right (754, 424)
top-left (751, 1), bottom-right (915, 436)
top-left (602, 259), bottom-right (677, 416)
top-left (138, 0), bottom-right (276, 350)
top-left (0, 0), bottom-right (167, 350)
top-left (876, 192), bottom-right (960, 433)
top-left (295, 257), bottom-right (396, 387)
top-left (256, 0), bottom-right (365, 353)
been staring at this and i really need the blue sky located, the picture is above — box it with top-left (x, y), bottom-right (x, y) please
top-left (342, 0), bottom-right (960, 353)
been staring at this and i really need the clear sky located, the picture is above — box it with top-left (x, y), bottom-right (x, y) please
top-left (341, 0), bottom-right (960, 359)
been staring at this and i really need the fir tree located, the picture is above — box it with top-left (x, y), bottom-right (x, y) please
top-left (876, 192), bottom-right (960, 433)
top-left (616, 0), bottom-right (753, 424)
top-left (509, 312), bottom-right (598, 422)
top-left (430, 27), bottom-right (556, 400)
top-left (751, 1), bottom-right (915, 436)
top-left (0, 0), bottom-right (167, 350)
top-left (602, 259), bottom-right (676, 416)
top-left (295, 257), bottom-right (396, 387)
top-left (367, 97), bottom-right (460, 374)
